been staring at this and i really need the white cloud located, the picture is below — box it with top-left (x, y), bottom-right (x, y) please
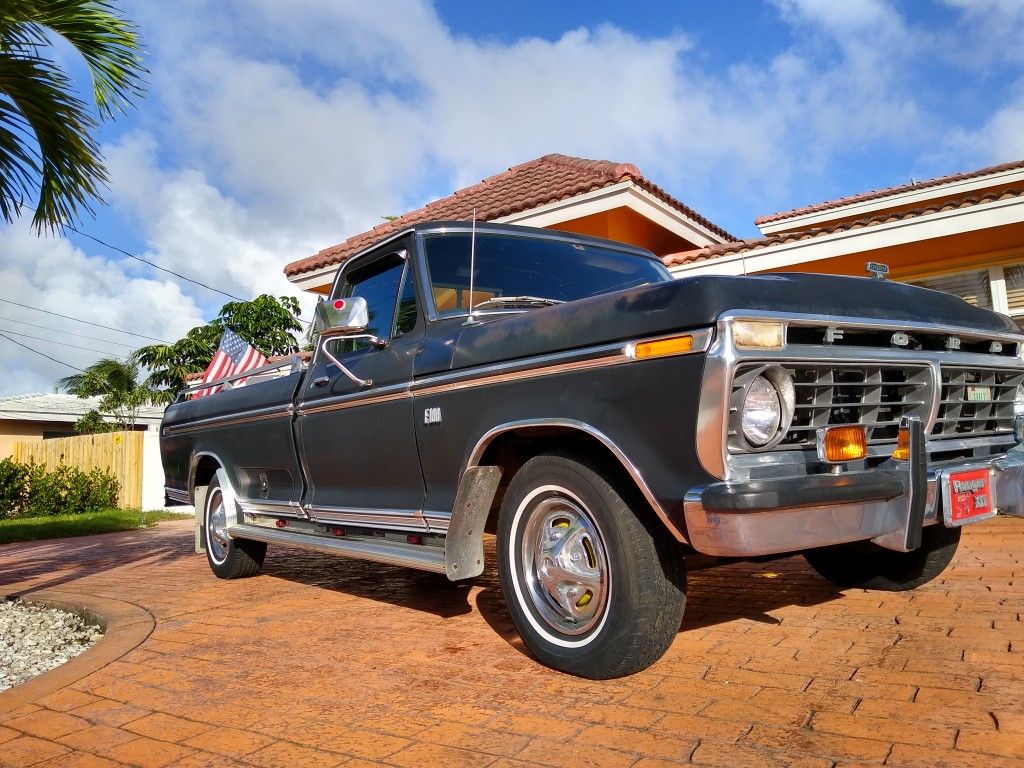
top-left (127, 0), bottom-right (933, 228)
top-left (938, 0), bottom-right (1024, 67)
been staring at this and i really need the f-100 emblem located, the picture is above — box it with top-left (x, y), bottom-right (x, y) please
top-left (424, 407), bottom-right (442, 425)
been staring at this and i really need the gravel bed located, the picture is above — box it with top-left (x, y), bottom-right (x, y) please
top-left (0, 600), bottom-right (103, 691)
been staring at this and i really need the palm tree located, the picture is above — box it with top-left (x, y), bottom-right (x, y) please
top-left (58, 356), bottom-right (153, 428)
top-left (0, 0), bottom-right (144, 231)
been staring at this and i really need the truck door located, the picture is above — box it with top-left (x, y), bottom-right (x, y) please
top-left (294, 245), bottom-right (427, 530)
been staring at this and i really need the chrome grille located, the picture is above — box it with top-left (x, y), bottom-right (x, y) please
top-left (730, 362), bottom-right (932, 451)
top-left (931, 366), bottom-right (1024, 438)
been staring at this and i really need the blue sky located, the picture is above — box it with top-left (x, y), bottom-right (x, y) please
top-left (2, 0), bottom-right (1024, 395)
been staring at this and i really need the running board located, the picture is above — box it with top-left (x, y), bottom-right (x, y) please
top-left (228, 523), bottom-right (447, 574)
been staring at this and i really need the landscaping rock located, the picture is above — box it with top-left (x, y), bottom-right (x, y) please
top-left (0, 600), bottom-right (102, 691)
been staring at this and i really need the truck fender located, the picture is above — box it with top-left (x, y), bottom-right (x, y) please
top-left (444, 419), bottom-right (687, 581)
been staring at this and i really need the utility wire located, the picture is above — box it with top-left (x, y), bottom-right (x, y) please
top-left (0, 297), bottom-right (171, 343)
top-left (0, 315), bottom-right (136, 348)
top-left (66, 225), bottom-right (245, 302)
top-left (0, 332), bottom-right (86, 372)
top-left (0, 328), bottom-right (125, 357)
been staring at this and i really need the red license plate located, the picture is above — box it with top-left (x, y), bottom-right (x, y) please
top-left (947, 468), bottom-right (992, 522)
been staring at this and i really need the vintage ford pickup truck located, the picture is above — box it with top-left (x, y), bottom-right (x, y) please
top-left (162, 221), bottom-right (1024, 678)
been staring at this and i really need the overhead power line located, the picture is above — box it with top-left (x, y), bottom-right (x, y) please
top-left (0, 297), bottom-right (171, 343)
top-left (66, 226), bottom-right (245, 301)
top-left (0, 315), bottom-right (136, 348)
top-left (0, 328), bottom-right (125, 357)
top-left (0, 332), bottom-right (86, 372)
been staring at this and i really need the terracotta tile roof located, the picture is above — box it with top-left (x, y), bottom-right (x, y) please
top-left (285, 154), bottom-right (735, 277)
top-left (756, 158), bottom-right (1024, 226)
top-left (666, 188), bottom-right (1024, 268)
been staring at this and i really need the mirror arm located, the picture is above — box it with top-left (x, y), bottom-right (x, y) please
top-left (317, 334), bottom-right (388, 389)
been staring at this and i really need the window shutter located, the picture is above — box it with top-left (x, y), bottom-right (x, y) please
top-left (911, 270), bottom-right (992, 310)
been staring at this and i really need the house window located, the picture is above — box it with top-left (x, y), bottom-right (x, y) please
top-left (1003, 264), bottom-right (1024, 317)
top-left (910, 270), bottom-right (992, 310)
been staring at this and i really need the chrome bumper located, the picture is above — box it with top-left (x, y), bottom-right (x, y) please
top-left (683, 448), bottom-right (1024, 557)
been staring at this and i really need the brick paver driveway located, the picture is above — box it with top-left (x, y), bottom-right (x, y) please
top-left (1, 517), bottom-right (1022, 768)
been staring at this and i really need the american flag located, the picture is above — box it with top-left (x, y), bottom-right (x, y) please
top-left (194, 329), bottom-right (268, 397)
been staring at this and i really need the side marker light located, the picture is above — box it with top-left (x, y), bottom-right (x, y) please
top-left (631, 335), bottom-right (694, 359)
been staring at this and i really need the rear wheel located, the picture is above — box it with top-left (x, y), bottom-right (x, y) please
top-left (204, 476), bottom-right (266, 579)
top-left (803, 524), bottom-right (961, 591)
top-left (497, 454), bottom-right (686, 679)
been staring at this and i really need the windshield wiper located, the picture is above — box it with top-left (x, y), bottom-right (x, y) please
top-left (472, 295), bottom-right (564, 310)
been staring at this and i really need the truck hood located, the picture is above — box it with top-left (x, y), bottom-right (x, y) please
top-left (451, 272), bottom-right (1022, 370)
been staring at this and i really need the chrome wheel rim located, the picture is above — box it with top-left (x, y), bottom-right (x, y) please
top-left (520, 493), bottom-right (609, 636)
top-left (207, 490), bottom-right (229, 564)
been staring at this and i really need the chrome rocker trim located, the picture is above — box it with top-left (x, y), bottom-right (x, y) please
top-left (226, 522), bottom-right (446, 573)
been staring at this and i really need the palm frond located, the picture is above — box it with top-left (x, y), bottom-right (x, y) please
top-left (0, 0), bottom-right (144, 230)
top-left (9, 0), bottom-right (146, 117)
top-left (0, 51), bottom-right (105, 230)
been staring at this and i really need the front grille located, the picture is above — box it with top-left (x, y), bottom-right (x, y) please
top-left (931, 366), bottom-right (1024, 438)
top-left (730, 362), bottom-right (932, 451)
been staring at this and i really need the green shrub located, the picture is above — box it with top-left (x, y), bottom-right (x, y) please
top-left (0, 458), bottom-right (32, 518)
top-left (0, 459), bottom-right (119, 518)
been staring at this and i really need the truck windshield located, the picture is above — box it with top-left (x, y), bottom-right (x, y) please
top-left (423, 232), bottom-right (671, 317)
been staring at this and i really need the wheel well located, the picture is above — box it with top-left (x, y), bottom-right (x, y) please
top-left (192, 455), bottom-right (221, 499)
top-left (476, 427), bottom-right (645, 534)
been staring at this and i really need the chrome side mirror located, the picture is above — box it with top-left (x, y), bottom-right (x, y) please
top-left (314, 296), bottom-right (370, 338)
top-left (313, 296), bottom-right (387, 389)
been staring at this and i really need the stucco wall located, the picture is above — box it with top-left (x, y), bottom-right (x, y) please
top-left (0, 421), bottom-right (76, 459)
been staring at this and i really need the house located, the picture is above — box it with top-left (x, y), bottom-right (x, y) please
top-left (284, 153), bottom-right (1024, 323)
top-left (284, 153), bottom-right (735, 293)
top-left (0, 393), bottom-right (165, 459)
top-left (667, 160), bottom-right (1024, 319)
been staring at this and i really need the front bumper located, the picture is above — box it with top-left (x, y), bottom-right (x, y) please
top-left (683, 447), bottom-right (1024, 557)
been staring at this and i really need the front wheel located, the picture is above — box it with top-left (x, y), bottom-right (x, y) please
top-left (497, 454), bottom-right (686, 679)
top-left (204, 476), bottom-right (266, 579)
top-left (803, 523), bottom-right (961, 591)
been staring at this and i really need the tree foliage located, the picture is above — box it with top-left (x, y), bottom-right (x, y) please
top-left (73, 408), bottom-right (116, 434)
top-left (57, 356), bottom-right (151, 428)
top-left (135, 294), bottom-right (303, 404)
top-left (0, 0), bottom-right (145, 231)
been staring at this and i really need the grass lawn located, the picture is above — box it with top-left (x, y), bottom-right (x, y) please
top-left (0, 509), bottom-right (190, 545)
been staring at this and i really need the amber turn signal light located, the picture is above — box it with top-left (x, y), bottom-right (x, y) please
top-left (817, 425), bottom-right (868, 463)
top-left (631, 335), bottom-right (694, 359)
top-left (892, 426), bottom-right (911, 460)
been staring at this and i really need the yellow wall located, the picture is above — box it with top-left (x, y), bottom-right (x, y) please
top-left (548, 207), bottom-right (700, 255)
top-left (0, 421), bottom-right (76, 459)
top-left (763, 221), bottom-right (1024, 281)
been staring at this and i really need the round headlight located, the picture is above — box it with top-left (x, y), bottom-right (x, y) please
top-left (1015, 383), bottom-right (1024, 416)
top-left (741, 375), bottom-right (782, 447)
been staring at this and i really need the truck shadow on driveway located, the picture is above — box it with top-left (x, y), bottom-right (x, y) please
top-left (257, 546), bottom-right (478, 619)
top-left (254, 539), bottom-right (846, 652)
top-left (472, 551), bottom-right (846, 658)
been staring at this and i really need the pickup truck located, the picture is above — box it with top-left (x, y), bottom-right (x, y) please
top-left (161, 221), bottom-right (1024, 679)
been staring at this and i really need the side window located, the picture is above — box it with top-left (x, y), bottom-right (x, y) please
top-left (335, 255), bottom-right (404, 354)
top-left (393, 263), bottom-right (419, 337)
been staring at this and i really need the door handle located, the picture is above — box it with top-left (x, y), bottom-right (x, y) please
top-left (312, 375), bottom-right (330, 387)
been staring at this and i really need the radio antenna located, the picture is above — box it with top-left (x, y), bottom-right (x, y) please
top-left (466, 208), bottom-right (478, 325)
